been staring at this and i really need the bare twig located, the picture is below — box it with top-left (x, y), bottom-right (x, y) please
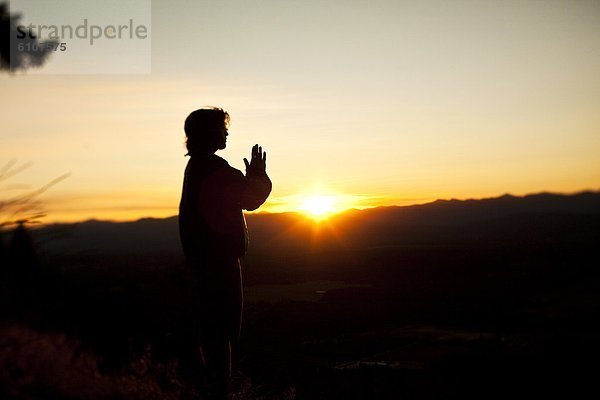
top-left (0, 160), bottom-right (70, 226)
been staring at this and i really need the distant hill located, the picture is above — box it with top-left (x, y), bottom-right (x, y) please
top-left (35, 191), bottom-right (600, 259)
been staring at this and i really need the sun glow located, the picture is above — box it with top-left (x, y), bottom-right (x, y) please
top-left (299, 195), bottom-right (337, 219)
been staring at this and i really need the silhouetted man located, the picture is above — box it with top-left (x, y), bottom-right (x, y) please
top-left (178, 107), bottom-right (271, 398)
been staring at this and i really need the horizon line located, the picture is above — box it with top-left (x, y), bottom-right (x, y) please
top-left (24, 188), bottom-right (600, 227)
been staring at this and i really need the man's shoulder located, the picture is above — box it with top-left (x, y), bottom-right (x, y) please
top-left (212, 154), bottom-right (229, 166)
top-left (188, 154), bottom-right (228, 168)
top-left (187, 154), bottom-right (243, 178)
top-left (213, 155), bottom-right (244, 178)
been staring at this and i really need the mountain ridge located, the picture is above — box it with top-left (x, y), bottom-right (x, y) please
top-left (29, 191), bottom-right (599, 259)
top-left (38, 189), bottom-right (600, 228)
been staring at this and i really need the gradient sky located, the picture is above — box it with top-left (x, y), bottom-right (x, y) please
top-left (1, 0), bottom-right (599, 222)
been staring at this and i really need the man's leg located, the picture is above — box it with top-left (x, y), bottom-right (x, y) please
top-left (199, 326), bottom-right (231, 399)
top-left (227, 259), bottom-right (243, 366)
top-left (196, 256), bottom-right (241, 399)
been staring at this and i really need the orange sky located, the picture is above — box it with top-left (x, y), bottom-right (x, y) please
top-left (1, 0), bottom-right (599, 223)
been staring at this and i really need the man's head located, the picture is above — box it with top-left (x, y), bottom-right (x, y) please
top-left (184, 107), bottom-right (230, 155)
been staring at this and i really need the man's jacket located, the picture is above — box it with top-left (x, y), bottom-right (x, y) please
top-left (179, 154), bottom-right (272, 262)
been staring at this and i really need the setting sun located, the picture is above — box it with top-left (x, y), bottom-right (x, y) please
top-left (262, 190), bottom-right (366, 220)
top-left (299, 195), bottom-right (337, 219)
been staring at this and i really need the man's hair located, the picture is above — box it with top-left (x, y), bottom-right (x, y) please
top-left (184, 107), bottom-right (230, 155)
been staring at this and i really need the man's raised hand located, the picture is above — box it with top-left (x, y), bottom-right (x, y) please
top-left (244, 144), bottom-right (267, 173)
